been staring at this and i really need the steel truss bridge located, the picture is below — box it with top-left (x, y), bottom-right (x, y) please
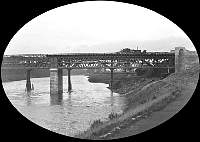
top-left (1, 52), bottom-right (175, 70)
top-left (1, 52), bottom-right (175, 99)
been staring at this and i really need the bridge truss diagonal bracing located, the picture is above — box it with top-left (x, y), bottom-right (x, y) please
top-left (49, 53), bottom-right (175, 70)
top-left (1, 52), bottom-right (176, 96)
top-left (1, 53), bottom-right (175, 70)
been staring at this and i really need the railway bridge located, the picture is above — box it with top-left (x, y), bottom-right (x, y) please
top-left (1, 48), bottom-right (185, 98)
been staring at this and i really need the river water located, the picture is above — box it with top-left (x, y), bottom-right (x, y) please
top-left (2, 75), bottom-right (127, 136)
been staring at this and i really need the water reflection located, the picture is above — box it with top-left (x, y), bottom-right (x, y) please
top-left (3, 75), bottom-right (126, 136)
top-left (50, 93), bottom-right (63, 105)
top-left (67, 92), bottom-right (72, 107)
top-left (110, 91), bottom-right (114, 107)
top-left (24, 91), bottom-right (32, 106)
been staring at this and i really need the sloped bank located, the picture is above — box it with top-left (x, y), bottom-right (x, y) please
top-left (88, 73), bottom-right (161, 94)
top-left (76, 65), bottom-right (199, 140)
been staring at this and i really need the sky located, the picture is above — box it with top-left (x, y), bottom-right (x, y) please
top-left (4, 1), bottom-right (196, 55)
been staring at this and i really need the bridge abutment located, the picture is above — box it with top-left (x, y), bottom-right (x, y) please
top-left (26, 69), bottom-right (31, 92)
top-left (175, 47), bottom-right (185, 72)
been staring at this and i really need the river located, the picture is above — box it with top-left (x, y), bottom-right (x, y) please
top-left (2, 75), bottom-right (127, 136)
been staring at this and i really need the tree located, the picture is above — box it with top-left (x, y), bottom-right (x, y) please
top-left (120, 48), bottom-right (131, 53)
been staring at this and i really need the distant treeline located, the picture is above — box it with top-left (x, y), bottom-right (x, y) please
top-left (1, 69), bottom-right (88, 82)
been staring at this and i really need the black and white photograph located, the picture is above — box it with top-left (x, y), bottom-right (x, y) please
top-left (1, 1), bottom-right (199, 140)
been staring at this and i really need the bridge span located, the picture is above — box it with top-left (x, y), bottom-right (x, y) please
top-left (1, 49), bottom-right (185, 98)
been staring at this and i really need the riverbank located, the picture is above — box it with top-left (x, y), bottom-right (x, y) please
top-left (76, 64), bottom-right (199, 140)
top-left (88, 73), bottom-right (161, 94)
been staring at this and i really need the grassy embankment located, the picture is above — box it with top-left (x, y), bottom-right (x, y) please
top-left (76, 62), bottom-right (199, 140)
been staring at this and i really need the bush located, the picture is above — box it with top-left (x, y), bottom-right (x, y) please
top-left (152, 95), bottom-right (157, 100)
top-left (140, 99), bottom-right (147, 104)
top-left (90, 119), bottom-right (104, 129)
top-left (108, 112), bottom-right (120, 120)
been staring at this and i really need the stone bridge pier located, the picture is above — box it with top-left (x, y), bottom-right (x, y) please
top-left (67, 68), bottom-right (72, 92)
top-left (50, 57), bottom-right (72, 99)
top-left (26, 69), bottom-right (32, 92)
top-left (50, 68), bottom-right (63, 95)
top-left (49, 57), bottom-right (63, 101)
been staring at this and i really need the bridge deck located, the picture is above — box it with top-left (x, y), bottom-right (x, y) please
top-left (1, 66), bottom-right (175, 70)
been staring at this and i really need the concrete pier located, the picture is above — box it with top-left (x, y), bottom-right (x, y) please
top-left (68, 69), bottom-right (72, 92)
top-left (50, 68), bottom-right (63, 95)
top-left (26, 69), bottom-right (31, 92)
top-left (175, 47), bottom-right (185, 72)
